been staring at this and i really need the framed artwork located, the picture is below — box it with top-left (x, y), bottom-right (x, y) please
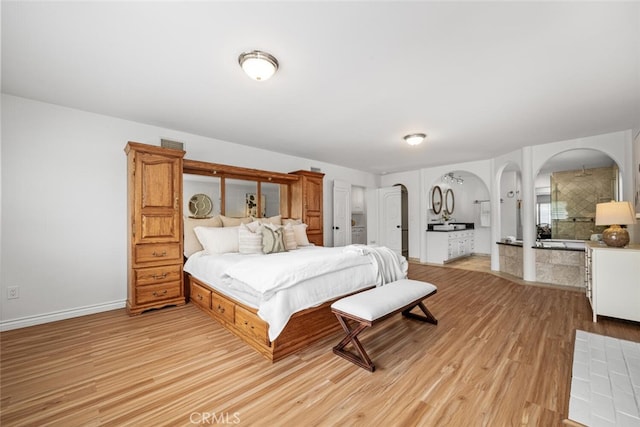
top-left (245, 193), bottom-right (266, 217)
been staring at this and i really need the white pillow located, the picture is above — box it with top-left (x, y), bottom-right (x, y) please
top-left (183, 216), bottom-right (223, 257)
top-left (194, 226), bottom-right (239, 254)
top-left (244, 220), bottom-right (262, 233)
top-left (292, 223), bottom-right (310, 246)
top-left (238, 223), bottom-right (263, 254)
top-left (283, 223), bottom-right (297, 250)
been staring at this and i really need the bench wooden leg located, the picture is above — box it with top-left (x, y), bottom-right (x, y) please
top-left (402, 301), bottom-right (438, 325)
top-left (332, 314), bottom-right (376, 372)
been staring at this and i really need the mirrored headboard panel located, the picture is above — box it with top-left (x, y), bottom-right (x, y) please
top-left (183, 159), bottom-right (298, 219)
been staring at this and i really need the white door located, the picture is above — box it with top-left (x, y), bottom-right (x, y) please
top-left (379, 186), bottom-right (402, 255)
top-left (333, 180), bottom-right (351, 247)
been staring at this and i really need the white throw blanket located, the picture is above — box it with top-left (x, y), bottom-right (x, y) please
top-left (342, 244), bottom-right (407, 284)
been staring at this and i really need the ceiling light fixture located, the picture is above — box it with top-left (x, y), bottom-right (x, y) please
top-left (403, 133), bottom-right (426, 146)
top-left (442, 172), bottom-right (464, 185)
top-left (238, 50), bottom-right (279, 81)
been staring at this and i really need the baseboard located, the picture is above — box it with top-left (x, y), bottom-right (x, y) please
top-left (0, 300), bottom-right (126, 331)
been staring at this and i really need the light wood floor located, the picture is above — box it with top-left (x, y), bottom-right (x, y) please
top-left (2, 264), bottom-right (639, 426)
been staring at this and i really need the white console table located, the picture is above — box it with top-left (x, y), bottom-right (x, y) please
top-left (585, 241), bottom-right (640, 323)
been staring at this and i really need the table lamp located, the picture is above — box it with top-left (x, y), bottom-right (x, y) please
top-left (595, 201), bottom-right (636, 247)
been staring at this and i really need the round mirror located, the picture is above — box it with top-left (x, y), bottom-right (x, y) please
top-left (188, 193), bottom-right (213, 218)
top-left (431, 186), bottom-right (443, 214)
top-left (444, 188), bottom-right (455, 215)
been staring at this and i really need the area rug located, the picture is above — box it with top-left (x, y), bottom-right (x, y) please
top-left (569, 330), bottom-right (640, 426)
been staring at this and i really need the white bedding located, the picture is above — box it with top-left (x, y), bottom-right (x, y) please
top-left (184, 245), bottom-right (407, 341)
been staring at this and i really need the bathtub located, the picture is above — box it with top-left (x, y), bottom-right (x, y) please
top-left (536, 239), bottom-right (586, 250)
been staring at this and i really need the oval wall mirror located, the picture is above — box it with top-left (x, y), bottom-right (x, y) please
top-left (444, 188), bottom-right (455, 215)
top-left (188, 193), bottom-right (213, 218)
top-left (431, 186), bottom-right (443, 215)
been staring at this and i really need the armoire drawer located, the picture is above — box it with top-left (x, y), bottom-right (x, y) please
top-left (190, 281), bottom-right (212, 310)
top-left (136, 281), bottom-right (182, 305)
top-left (134, 243), bottom-right (181, 265)
top-left (135, 264), bottom-right (182, 286)
top-left (235, 305), bottom-right (269, 345)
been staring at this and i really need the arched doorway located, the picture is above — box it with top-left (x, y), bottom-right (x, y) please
top-left (536, 148), bottom-right (620, 241)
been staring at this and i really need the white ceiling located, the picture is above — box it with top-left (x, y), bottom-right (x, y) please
top-left (2, 1), bottom-right (639, 174)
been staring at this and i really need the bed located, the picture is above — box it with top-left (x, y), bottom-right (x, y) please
top-left (183, 218), bottom-right (407, 361)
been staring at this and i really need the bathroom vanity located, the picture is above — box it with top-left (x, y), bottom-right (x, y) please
top-left (426, 223), bottom-right (475, 264)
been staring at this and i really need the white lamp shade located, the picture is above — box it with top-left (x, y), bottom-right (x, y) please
top-left (239, 51), bottom-right (278, 81)
top-left (595, 201), bottom-right (636, 225)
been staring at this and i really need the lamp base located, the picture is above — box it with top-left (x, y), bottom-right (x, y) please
top-left (602, 224), bottom-right (629, 247)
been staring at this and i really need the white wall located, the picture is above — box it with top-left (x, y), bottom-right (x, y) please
top-left (500, 171), bottom-right (519, 239)
top-left (0, 95), bottom-right (378, 329)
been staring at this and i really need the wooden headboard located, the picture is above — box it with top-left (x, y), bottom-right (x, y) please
top-left (182, 158), bottom-right (325, 245)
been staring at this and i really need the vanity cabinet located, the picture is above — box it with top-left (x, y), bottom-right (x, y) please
top-left (351, 186), bottom-right (365, 213)
top-left (125, 142), bottom-right (186, 315)
top-left (427, 230), bottom-right (475, 264)
top-left (585, 242), bottom-right (640, 322)
top-left (290, 170), bottom-right (324, 246)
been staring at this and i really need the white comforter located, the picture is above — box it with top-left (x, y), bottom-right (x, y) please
top-left (222, 246), bottom-right (373, 298)
top-left (184, 245), bottom-right (407, 341)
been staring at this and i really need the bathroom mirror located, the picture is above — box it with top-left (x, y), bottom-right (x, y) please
top-left (431, 186), bottom-right (443, 214)
top-left (444, 188), bottom-right (455, 215)
top-left (188, 193), bottom-right (213, 218)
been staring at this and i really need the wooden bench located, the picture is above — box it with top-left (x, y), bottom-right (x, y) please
top-left (330, 279), bottom-right (438, 371)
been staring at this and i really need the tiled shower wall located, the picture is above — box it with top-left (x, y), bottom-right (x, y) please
top-left (551, 166), bottom-right (617, 240)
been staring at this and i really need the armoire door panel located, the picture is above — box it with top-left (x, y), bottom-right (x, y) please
top-left (140, 160), bottom-right (178, 209)
top-left (140, 214), bottom-right (179, 241)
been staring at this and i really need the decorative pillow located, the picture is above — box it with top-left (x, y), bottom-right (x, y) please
top-left (244, 220), bottom-right (262, 233)
top-left (292, 223), bottom-right (310, 246)
top-left (220, 215), bottom-right (252, 227)
top-left (194, 226), bottom-right (239, 254)
top-left (282, 218), bottom-right (302, 225)
top-left (262, 224), bottom-right (286, 254)
top-left (283, 223), bottom-right (297, 250)
top-left (238, 223), bottom-right (263, 254)
top-left (184, 216), bottom-right (223, 257)
top-left (259, 215), bottom-right (282, 226)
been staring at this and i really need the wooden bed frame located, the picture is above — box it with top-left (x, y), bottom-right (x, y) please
top-left (182, 158), bottom-right (354, 361)
top-left (188, 273), bottom-right (372, 361)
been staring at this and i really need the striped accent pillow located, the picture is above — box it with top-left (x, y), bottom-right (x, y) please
top-left (238, 223), bottom-right (263, 254)
top-left (283, 223), bottom-right (297, 250)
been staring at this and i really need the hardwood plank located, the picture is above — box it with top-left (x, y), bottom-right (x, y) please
top-left (2, 263), bottom-right (639, 426)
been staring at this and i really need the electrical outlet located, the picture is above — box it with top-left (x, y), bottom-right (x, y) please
top-left (7, 286), bottom-right (19, 299)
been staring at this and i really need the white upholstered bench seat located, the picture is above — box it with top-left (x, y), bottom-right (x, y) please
top-left (331, 278), bottom-right (438, 371)
top-left (331, 279), bottom-right (438, 322)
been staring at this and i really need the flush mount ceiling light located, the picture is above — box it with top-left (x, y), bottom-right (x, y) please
top-left (403, 133), bottom-right (426, 146)
top-left (238, 50), bottom-right (279, 81)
